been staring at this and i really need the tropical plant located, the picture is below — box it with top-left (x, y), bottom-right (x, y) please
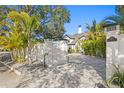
top-left (0, 11), bottom-right (41, 63)
top-left (86, 20), bottom-right (96, 32)
top-left (8, 11), bottom-right (40, 63)
top-left (0, 30), bottom-right (27, 63)
top-left (86, 20), bottom-right (106, 40)
top-left (81, 35), bottom-right (106, 58)
top-left (81, 20), bottom-right (106, 58)
top-left (0, 5), bottom-right (70, 63)
top-left (0, 5), bottom-right (70, 40)
top-left (86, 20), bottom-right (105, 33)
top-left (103, 5), bottom-right (124, 33)
top-left (107, 64), bottom-right (124, 88)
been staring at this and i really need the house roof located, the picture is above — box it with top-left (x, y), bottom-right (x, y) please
top-left (64, 32), bottom-right (88, 45)
top-left (64, 32), bottom-right (87, 39)
top-left (103, 23), bottom-right (119, 28)
top-left (63, 34), bottom-right (75, 39)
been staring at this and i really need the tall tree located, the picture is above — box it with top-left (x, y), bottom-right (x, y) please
top-left (41, 5), bottom-right (70, 39)
top-left (0, 6), bottom-right (8, 31)
top-left (86, 20), bottom-right (105, 40)
top-left (86, 20), bottom-right (105, 32)
top-left (0, 5), bottom-right (70, 39)
top-left (0, 6), bottom-right (15, 36)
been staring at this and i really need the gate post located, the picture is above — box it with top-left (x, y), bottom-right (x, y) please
top-left (104, 24), bottom-right (119, 80)
top-left (43, 53), bottom-right (48, 68)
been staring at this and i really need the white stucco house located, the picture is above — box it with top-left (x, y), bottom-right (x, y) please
top-left (63, 25), bottom-right (88, 52)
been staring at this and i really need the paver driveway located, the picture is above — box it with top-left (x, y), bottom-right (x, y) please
top-left (0, 53), bottom-right (106, 88)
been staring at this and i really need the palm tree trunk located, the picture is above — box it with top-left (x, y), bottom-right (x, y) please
top-left (23, 47), bottom-right (26, 63)
top-left (27, 40), bottom-right (32, 64)
top-left (10, 50), bottom-right (14, 62)
top-left (19, 49), bottom-right (22, 63)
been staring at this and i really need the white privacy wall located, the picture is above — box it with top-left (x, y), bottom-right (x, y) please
top-left (31, 40), bottom-right (68, 66)
top-left (118, 35), bottom-right (124, 70)
top-left (106, 25), bottom-right (124, 80)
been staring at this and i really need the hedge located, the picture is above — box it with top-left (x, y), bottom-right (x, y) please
top-left (81, 36), bottom-right (106, 58)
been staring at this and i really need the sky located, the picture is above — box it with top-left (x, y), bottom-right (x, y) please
top-left (64, 5), bottom-right (116, 35)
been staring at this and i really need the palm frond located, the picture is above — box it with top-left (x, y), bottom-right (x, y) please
top-left (103, 15), bottom-right (122, 24)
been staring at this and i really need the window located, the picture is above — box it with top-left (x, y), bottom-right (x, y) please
top-left (106, 26), bottom-right (116, 31)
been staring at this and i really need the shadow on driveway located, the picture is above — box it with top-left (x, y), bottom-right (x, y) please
top-left (68, 53), bottom-right (106, 80)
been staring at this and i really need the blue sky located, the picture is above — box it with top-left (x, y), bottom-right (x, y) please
top-left (64, 5), bottom-right (116, 35)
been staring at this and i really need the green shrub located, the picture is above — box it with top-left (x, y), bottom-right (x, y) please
top-left (81, 36), bottom-right (106, 58)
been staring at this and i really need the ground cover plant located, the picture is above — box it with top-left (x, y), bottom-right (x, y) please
top-left (107, 64), bottom-right (124, 88)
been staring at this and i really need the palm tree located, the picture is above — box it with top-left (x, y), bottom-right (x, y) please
top-left (86, 20), bottom-right (105, 32)
top-left (0, 19), bottom-right (28, 63)
top-left (8, 11), bottom-right (41, 63)
top-left (5, 5), bottom-right (70, 39)
top-left (0, 11), bottom-right (41, 63)
top-left (103, 5), bottom-right (124, 33)
top-left (86, 20), bottom-right (105, 40)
